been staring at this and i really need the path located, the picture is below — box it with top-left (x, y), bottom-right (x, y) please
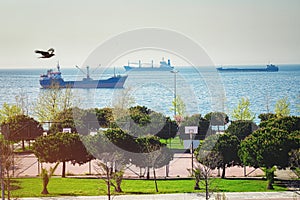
top-left (18, 192), bottom-right (300, 200)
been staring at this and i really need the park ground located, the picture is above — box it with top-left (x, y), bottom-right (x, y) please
top-left (5, 152), bottom-right (299, 200)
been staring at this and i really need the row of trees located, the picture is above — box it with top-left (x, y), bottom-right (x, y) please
top-left (193, 97), bottom-right (299, 194)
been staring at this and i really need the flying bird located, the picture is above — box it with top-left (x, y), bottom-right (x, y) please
top-left (35, 48), bottom-right (55, 58)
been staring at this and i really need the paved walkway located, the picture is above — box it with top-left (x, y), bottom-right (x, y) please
top-left (15, 153), bottom-right (265, 178)
top-left (18, 192), bottom-right (300, 200)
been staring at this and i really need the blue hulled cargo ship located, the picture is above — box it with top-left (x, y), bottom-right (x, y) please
top-left (40, 64), bottom-right (128, 89)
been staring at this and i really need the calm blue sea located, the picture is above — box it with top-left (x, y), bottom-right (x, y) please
top-left (0, 64), bottom-right (299, 123)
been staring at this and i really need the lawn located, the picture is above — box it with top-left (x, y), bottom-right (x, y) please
top-left (160, 136), bottom-right (184, 149)
top-left (8, 177), bottom-right (287, 198)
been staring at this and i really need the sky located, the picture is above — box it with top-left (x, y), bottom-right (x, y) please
top-left (0, 0), bottom-right (300, 68)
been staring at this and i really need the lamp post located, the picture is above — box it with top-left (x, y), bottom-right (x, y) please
top-left (170, 69), bottom-right (179, 117)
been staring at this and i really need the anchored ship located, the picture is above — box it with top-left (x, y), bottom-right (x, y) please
top-left (124, 58), bottom-right (174, 71)
top-left (40, 63), bottom-right (128, 88)
top-left (217, 64), bottom-right (279, 72)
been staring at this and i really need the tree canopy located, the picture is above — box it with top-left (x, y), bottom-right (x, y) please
top-left (1, 114), bottom-right (43, 142)
top-left (225, 120), bottom-right (258, 140)
top-left (259, 116), bottom-right (300, 132)
top-left (274, 97), bottom-right (290, 117)
top-left (239, 127), bottom-right (299, 169)
top-left (232, 97), bottom-right (255, 121)
top-left (0, 102), bottom-right (22, 124)
top-left (33, 132), bottom-right (93, 177)
top-left (196, 133), bottom-right (240, 178)
top-left (204, 112), bottom-right (229, 126)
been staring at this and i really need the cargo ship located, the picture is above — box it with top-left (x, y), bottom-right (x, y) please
top-left (124, 58), bottom-right (174, 71)
top-left (217, 64), bottom-right (279, 72)
top-left (40, 63), bottom-right (128, 88)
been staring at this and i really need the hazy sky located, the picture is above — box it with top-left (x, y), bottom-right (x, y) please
top-left (0, 0), bottom-right (299, 68)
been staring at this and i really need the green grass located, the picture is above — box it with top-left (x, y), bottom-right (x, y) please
top-left (160, 136), bottom-right (184, 149)
top-left (8, 177), bottom-right (287, 198)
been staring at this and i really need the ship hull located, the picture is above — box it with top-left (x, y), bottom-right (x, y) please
top-left (217, 68), bottom-right (278, 72)
top-left (217, 65), bottom-right (279, 72)
top-left (40, 76), bottom-right (128, 89)
top-left (124, 66), bottom-right (174, 71)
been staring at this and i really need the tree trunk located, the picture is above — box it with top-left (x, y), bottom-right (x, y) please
top-left (41, 186), bottom-right (49, 195)
top-left (153, 168), bottom-right (158, 192)
top-left (41, 176), bottom-right (49, 194)
top-left (107, 167), bottom-right (111, 200)
top-left (62, 162), bottom-right (66, 178)
top-left (221, 164), bottom-right (226, 179)
top-left (6, 171), bottom-right (11, 200)
top-left (205, 177), bottom-right (209, 200)
top-left (194, 181), bottom-right (200, 190)
top-left (146, 167), bottom-right (150, 180)
top-left (22, 140), bottom-right (25, 151)
top-left (266, 167), bottom-right (275, 190)
top-left (114, 170), bottom-right (123, 193)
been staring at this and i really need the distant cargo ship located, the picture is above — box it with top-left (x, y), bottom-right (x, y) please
top-left (40, 63), bottom-right (128, 88)
top-left (124, 58), bottom-right (174, 71)
top-left (217, 64), bottom-right (279, 72)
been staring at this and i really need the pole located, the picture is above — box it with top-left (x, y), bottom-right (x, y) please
top-left (89, 161), bottom-right (92, 175)
top-left (170, 70), bottom-right (178, 117)
top-left (0, 153), bottom-right (5, 200)
top-left (174, 71), bottom-right (177, 116)
top-left (191, 138), bottom-right (194, 175)
top-left (190, 130), bottom-right (194, 176)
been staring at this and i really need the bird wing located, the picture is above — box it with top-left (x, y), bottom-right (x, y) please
top-left (35, 50), bottom-right (49, 56)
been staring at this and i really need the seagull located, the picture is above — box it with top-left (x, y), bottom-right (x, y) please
top-left (35, 48), bottom-right (55, 58)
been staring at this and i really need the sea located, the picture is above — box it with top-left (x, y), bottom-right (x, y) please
top-left (0, 64), bottom-right (299, 124)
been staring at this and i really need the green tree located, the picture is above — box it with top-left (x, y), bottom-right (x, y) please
top-left (171, 95), bottom-right (186, 116)
top-left (258, 113), bottom-right (277, 122)
top-left (34, 85), bottom-right (74, 123)
top-left (232, 97), bottom-right (255, 121)
top-left (289, 148), bottom-right (300, 178)
top-left (194, 150), bottom-right (222, 200)
top-left (49, 107), bottom-right (115, 136)
top-left (259, 116), bottom-right (300, 132)
top-left (0, 136), bottom-right (14, 199)
top-left (114, 105), bottom-right (152, 137)
top-left (112, 87), bottom-right (135, 123)
top-left (239, 127), bottom-right (299, 189)
top-left (170, 95), bottom-right (186, 125)
top-left (82, 129), bottom-right (131, 195)
top-left (33, 132), bottom-right (93, 177)
top-left (95, 107), bottom-right (114, 128)
top-left (1, 114), bottom-right (44, 150)
top-left (198, 133), bottom-right (240, 178)
top-left (115, 106), bottom-right (177, 139)
top-left (0, 103), bottom-right (22, 124)
top-left (274, 97), bottom-right (290, 117)
top-left (129, 105), bottom-right (151, 126)
top-left (155, 116), bottom-right (178, 140)
top-left (204, 112), bottom-right (229, 126)
top-left (48, 107), bottom-right (85, 135)
top-left (226, 120), bottom-right (258, 140)
top-left (131, 136), bottom-right (173, 191)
